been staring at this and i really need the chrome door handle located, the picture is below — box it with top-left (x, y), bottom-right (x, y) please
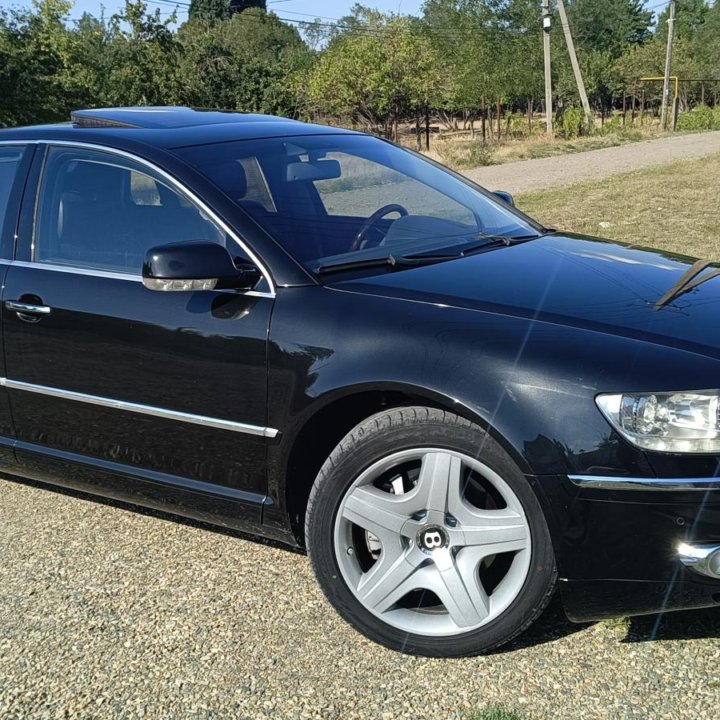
top-left (5, 301), bottom-right (52, 315)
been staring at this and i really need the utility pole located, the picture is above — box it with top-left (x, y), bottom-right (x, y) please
top-left (660, 0), bottom-right (676, 130)
top-left (541, 0), bottom-right (553, 136)
top-left (557, 0), bottom-right (593, 129)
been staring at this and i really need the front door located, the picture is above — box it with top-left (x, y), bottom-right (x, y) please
top-left (3, 144), bottom-right (274, 523)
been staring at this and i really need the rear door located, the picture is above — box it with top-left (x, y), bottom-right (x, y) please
top-left (0, 144), bottom-right (33, 468)
top-left (2, 143), bottom-right (274, 522)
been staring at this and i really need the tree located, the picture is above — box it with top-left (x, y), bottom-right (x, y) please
top-left (0, 0), bottom-right (78, 126)
top-left (229, 0), bottom-right (266, 13)
top-left (100, 1), bottom-right (180, 107)
top-left (566, 0), bottom-right (652, 58)
top-left (308, 12), bottom-right (442, 138)
top-left (188, 0), bottom-right (230, 23)
top-left (422, 0), bottom-right (499, 117)
top-left (655, 0), bottom-right (708, 41)
top-left (693, 0), bottom-right (720, 82)
top-left (175, 9), bottom-right (311, 115)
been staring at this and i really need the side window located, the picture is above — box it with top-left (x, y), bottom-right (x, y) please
top-left (35, 147), bottom-right (226, 274)
top-left (0, 146), bottom-right (24, 235)
top-left (313, 151), bottom-right (476, 226)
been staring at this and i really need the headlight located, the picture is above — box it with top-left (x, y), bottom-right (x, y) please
top-left (596, 391), bottom-right (720, 453)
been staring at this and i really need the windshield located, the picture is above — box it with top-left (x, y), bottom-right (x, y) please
top-left (175, 134), bottom-right (541, 272)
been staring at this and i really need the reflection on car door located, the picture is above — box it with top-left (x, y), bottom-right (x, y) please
top-left (2, 144), bottom-right (274, 523)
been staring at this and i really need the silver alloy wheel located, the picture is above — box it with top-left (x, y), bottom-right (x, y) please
top-left (333, 448), bottom-right (531, 636)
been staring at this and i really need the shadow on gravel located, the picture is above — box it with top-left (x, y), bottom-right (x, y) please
top-left (492, 593), bottom-right (594, 654)
top-left (623, 607), bottom-right (720, 643)
top-left (5, 475), bottom-right (720, 650)
top-left (3, 474), bottom-right (306, 554)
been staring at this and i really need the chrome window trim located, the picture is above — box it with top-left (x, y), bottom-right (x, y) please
top-left (0, 377), bottom-right (279, 438)
top-left (0, 138), bottom-right (276, 296)
top-left (569, 475), bottom-right (720, 491)
top-left (7, 259), bottom-right (142, 282)
top-left (0, 260), bottom-right (277, 296)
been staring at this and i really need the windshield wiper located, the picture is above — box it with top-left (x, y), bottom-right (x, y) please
top-left (315, 234), bottom-right (540, 275)
top-left (315, 253), bottom-right (456, 275)
top-left (655, 260), bottom-right (720, 309)
top-left (456, 233), bottom-right (539, 256)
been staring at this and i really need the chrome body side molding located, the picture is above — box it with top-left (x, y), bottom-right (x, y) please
top-left (569, 475), bottom-right (720, 491)
top-left (0, 378), bottom-right (278, 438)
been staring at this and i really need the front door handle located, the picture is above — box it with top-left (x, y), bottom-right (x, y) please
top-left (5, 300), bottom-right (52, 316)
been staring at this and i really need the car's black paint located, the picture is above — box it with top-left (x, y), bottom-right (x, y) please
top-left (144, 241), bottom-right (262, 289)
top-left (1, 108), bottom-right (719, 627)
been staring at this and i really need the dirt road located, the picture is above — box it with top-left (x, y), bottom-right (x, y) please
top-left (463, 130), bottom-right (720, 195)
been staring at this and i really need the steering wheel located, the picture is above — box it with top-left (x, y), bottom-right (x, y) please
top-left (351, 204), bottom-right (409, 251)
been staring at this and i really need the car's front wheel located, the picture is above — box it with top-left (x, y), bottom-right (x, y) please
top-left (305, 407), bottom-right (557, 657)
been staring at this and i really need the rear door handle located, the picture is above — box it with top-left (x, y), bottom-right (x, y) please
top-left (5, 300), bottom-right (52, 315)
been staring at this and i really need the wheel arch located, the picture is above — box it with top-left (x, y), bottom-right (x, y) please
top-left (277, 381), bottom-right (532, 546)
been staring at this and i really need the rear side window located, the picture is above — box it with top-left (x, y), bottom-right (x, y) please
top-left (35, 147), bottom-right (225, 275)
top-left (0, 146), bottom-right (24, 236)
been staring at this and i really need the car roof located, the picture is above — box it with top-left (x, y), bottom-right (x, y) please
top-left (0, 106), bottom-right (360, 149)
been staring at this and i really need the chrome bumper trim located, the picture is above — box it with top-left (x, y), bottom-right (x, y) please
top-left (678, 542), bottom-right (720, 579)
top-left (568, 475), bottom-right (720, 491)
top-left (0, 378), bottom-right (278, 438)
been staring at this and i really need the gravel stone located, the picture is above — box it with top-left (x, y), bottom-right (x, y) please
top-left (1, 478), bottom-right (719, 719)
top-left (462, 130), bottom-right (720, 195)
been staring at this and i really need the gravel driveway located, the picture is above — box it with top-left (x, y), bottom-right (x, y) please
top-left (1, 478), bottom-right (718, 720)
top-left (463, 130), bottom-right (720, 195)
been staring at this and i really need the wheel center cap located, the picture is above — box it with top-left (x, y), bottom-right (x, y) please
top-left (417, 525), bottom-right (448, 553)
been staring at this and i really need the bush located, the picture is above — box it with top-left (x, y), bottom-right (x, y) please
top-left (559, 106), bottom-right (585, 139)
top-left (616, 127), bottom-right (643, 142)
top-left (600, 114), bottom-right (622, 135)
top-left (507, 111), bottom-right (540, 139)
top-left (676, 104), bottom-right (720, 132)
top-left (434, 137), bottom-right (495, 169)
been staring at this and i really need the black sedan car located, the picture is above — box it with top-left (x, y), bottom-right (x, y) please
top-left (0, 107), bottom-right (718, 657)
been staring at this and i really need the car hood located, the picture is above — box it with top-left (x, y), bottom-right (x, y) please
top-left (331, 233), bottom-right (720, 358)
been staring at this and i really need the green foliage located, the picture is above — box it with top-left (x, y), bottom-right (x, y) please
top-left (188, 0), bottom-right (230, 23)
top-left (229, 0), bottom-right (266, 13)
top-left (559, 106), bottom-right (585, 139)
top-left (600, 114), bottom-right (622, 135)
top-left (433, 136), bottom-right (495, 169)
top-left (1, 0), bottom-right (720, 144)
top-left (655, 0), bottom-right (708, 41)
top-left (306, 13), bottom-right (442, 133)
top-left (175, 10), bottom-right (311, 115)
top-left (472, 706), bottom-right (530, 720)
top-left (676, 105), bottom-right (720, 132)
top-left (566, 0), bottom-right (652, 58)
top-left (506, 111), bottom-right (540, 139)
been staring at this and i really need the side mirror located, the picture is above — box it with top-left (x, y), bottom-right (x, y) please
top-left (143, 241), bottom-right (261, 292)
top-left (493, 191), bottom-right (515, 207)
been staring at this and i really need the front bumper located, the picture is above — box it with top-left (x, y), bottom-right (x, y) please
top-left (530, 473), bottom-right (720, 622)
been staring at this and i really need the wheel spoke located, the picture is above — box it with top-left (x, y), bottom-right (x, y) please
top-left (458, 512), bottom-right (528, 556)
top-left (341, 485), bottom-right (409, 541)
top-left (333, 446), bottom-right (536, 640)
top-left (356, 545), bottom-right (425, 613)
top-left (416, 452), bottom-right (463, 514)
top-left (431, 548), bottom-right (489, 628)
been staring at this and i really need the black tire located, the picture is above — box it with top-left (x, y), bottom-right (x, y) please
top-left (305, 406), bottom-right (557, 657)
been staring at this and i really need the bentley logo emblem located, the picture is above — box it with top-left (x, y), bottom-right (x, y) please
top-left (418, 526), bottom-right (448, 552)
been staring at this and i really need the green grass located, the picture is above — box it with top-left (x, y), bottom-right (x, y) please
top-left (516, 153), bottom-right (720, 262)
top-left (472, 707), bottom-right (532, 720)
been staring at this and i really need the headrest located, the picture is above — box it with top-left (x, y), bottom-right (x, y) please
top-left (62, 160), bottom-right (122, 200)
top-left (203, 158), bottom-right (247, 200)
